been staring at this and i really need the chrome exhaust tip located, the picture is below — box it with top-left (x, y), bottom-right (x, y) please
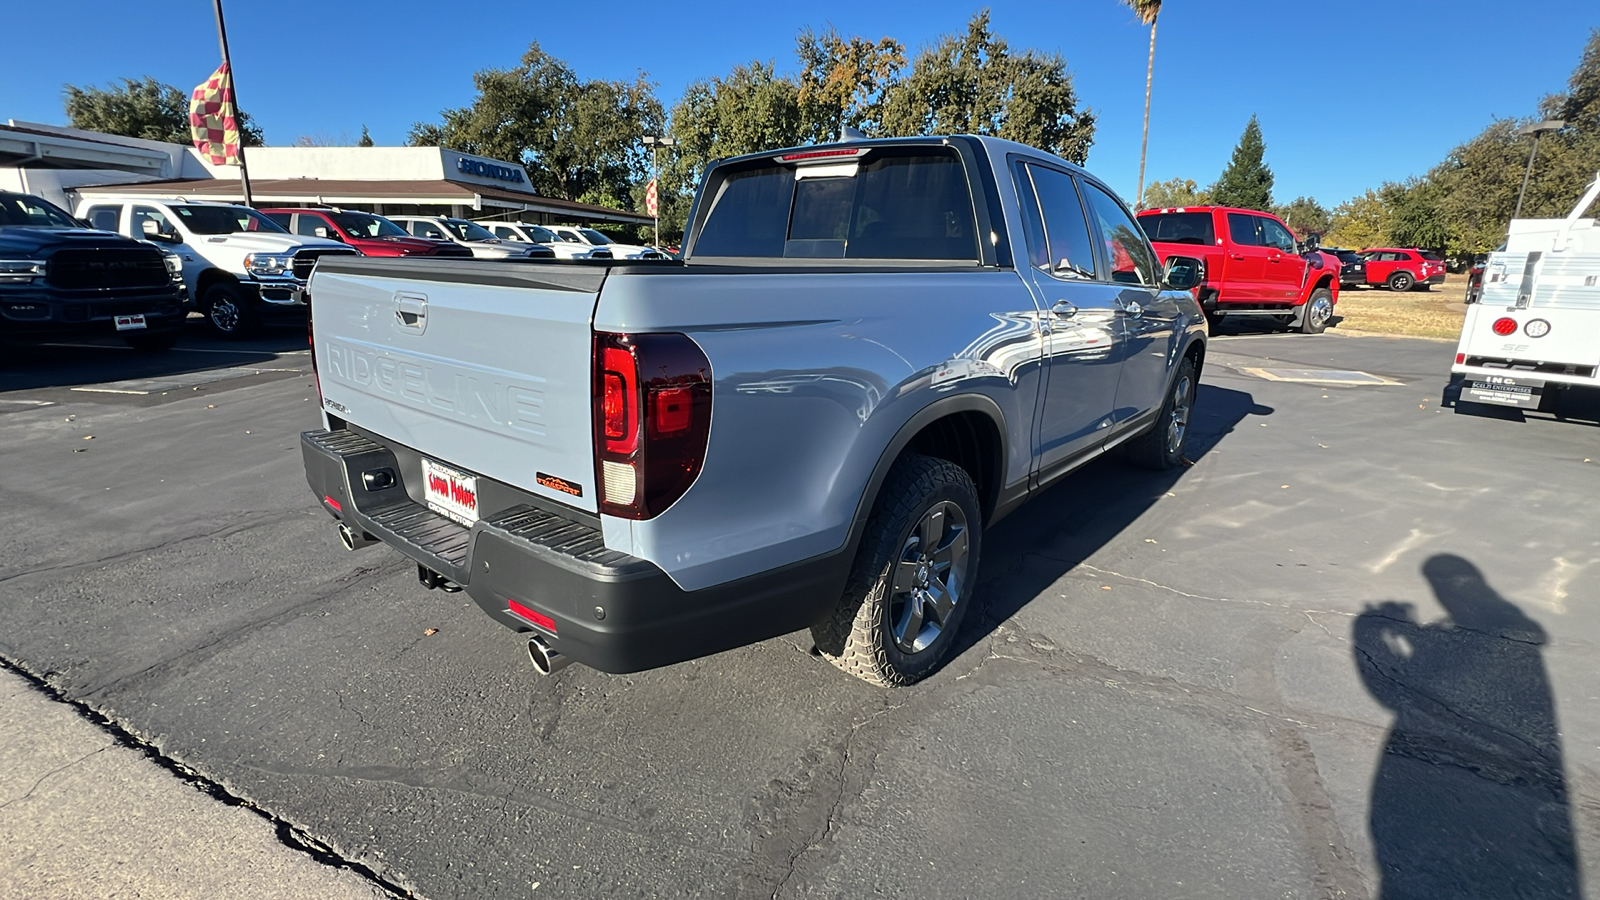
top-left (527, 635), bottom-right (573, 676)
top-left (337, 522), bottom-right (376, 551)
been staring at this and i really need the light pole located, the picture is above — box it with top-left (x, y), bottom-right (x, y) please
top-left (1511, 119), bottom-right (1565, 224)
top-left (642, 135), bottom-right (675, 247)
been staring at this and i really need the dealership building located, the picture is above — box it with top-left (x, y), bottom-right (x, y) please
top-left (0, 120), bottom-right (649, 226)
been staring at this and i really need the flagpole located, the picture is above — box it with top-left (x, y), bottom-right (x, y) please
top-left (210, 0), bottom-right (254, 207)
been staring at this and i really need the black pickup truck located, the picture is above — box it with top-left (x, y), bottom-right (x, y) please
top-left (1, 190), bottom-right (186, 351)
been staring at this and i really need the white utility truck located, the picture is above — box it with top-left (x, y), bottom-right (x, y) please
top-left (1452, 173), bottom-right (1600, 413)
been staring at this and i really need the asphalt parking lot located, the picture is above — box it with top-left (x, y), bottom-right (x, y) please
top-left (1, 320), bottom-right (1596, 899)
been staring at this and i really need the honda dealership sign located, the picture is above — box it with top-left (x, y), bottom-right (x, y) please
top-left (444, 150), bottom-right (533, 193)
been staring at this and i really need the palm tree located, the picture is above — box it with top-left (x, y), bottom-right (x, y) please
top-left (1123, 0), bottom-right (1162, 208)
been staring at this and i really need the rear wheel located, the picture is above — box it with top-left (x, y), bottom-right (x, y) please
top-left (1387, 271), bottom-right (1414, 292)
top-left (812, 454), bottom-right (980, 687)
top-left (1299, 288), bottom-right (1334, 334)
top-left (1125, 357), bottom-right (1196, 470)
top-left (203, 282), bottom-right (260, 339)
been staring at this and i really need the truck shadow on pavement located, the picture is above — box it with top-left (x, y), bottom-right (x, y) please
top-left (956, 383), bottom-right (1270, 659)
top-left (1352, 555), bottom-right (1580, 899)
top-left (0, 320), bottom-right (305, 393)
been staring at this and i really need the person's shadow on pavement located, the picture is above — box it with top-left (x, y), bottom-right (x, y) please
top-left (1353, 554), bottom-right (1580, 899)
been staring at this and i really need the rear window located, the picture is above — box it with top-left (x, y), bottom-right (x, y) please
top-left (1420, 251), bottom-right (1442, 260)
top-left (1137, 212), bottom-right (1214, 246)
top-left (692, 148), bottom-right (979, 261)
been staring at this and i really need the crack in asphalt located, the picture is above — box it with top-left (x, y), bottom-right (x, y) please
top-left (78, 563), bottom-right (389, 699)
top-left (0, 655), bottom-right (413, 898)
top-left (768, 701), bottom-right (902, 900)
top-left (0, 508), bottom-right (304, 586)
top-left (0, 744), bottom-right (112, 811)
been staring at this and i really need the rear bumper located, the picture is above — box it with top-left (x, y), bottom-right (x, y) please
top-left (301, 427), bottom-right (847, 674)
top-left (1425, 273), bottom-right (1447, 285)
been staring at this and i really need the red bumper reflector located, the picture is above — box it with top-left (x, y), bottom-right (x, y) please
top-left (508, 599), bottom-right (557, 633)
top-left (324, 494), bottom-right (342, 512)
top-left (1455, 353), bottom-right (1465, 364)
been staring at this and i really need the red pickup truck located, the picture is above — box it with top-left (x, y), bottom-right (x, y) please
top-left (1137, 205), bottom-right (1339, 334)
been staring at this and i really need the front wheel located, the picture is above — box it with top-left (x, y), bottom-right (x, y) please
top-left (1387, 271), bottom-right (1414, 292)
top-left (812, 454), bottom-right (981, 687)
top-left (203, 282), bottom-right (260, 339)
top-left (1125, 357), bottom-right (1197, 470)
top-left (1299, 288), bottom-right (1334, 334)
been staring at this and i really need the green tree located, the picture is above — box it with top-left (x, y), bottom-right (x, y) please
top-left (406, 43), bottom-right (663, 204)
top-left (1273, 196), bottom-right (1331, 238)
top-left (658, 61), bottom-right (807, 240)
top-left (1120, 0), bottom-right (1162, 211)
top-left (1324, 189), bottom-right (1388, 250)
top-left (64, 76), bottom-right (263, 146)
top-left (1140, 176), bottom-right (1203, 209)
top-left (1207, 115), bottom-right (1273, 210)
top-left (879, 11), bottom-right (1096, 163)
top-left (357, 125), bottom-right (374, 147)
top-left (795, 27), bottom-right (906, 141)
top-left (1381, 179), bottom-right (1449, 250)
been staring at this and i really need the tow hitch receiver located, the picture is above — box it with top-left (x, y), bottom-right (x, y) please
top-left (418, 564), bottom-right (462, 593)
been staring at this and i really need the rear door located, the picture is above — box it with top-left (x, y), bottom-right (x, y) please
top-left (308, 260), bottom-right (606, 513)
top-left (1013, 161), bottom-right (1126, 472)
top-left (1223, 213), bottom-right (1269, 302)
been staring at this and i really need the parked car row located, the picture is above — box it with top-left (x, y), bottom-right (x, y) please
top-left (1, 188), bottom-right (670, 348)
top-left (1308, 246), bottom-right (1447, 292)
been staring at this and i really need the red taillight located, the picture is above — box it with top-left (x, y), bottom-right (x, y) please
top-left (593, 332), bottom-right (712, 519)
top-left (1455, 353), bottom-right (1466, 364)
top-left (600, 347), bottom-right (638, 453)
top-left (1492, 317), bottom-right (1518, 336)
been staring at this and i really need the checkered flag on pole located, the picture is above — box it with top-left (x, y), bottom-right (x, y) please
top-left (189, 62), bottom-right (242, 166)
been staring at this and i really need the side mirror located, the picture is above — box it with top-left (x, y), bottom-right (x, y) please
top-left (140, 220), bottom-right (176, 243)
top-left (1299, 232), bottom-right (1322, 253)
top-left (1162, 255), bottom-right (1204, 291)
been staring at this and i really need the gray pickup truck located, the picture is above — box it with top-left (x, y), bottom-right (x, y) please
top-left (301, 135), bottom-right (1207, 686)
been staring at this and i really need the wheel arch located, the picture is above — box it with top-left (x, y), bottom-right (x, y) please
top-left (845, 394), bottom-right (1009, 565)
top-left (195, 267), bottom-right (240, 300)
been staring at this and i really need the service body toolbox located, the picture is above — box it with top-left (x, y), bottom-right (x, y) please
top-left (1452, 173), bottom-right (1600, 410)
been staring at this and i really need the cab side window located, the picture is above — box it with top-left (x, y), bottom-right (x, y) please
top-left (1260, 218), bottom-right (1296, 253)
top-left (1081, 183), bottom-right (1160, 286)
top-left (1227, 213), bottom-right (1263, 246)
top-left (295, 215), bottom-right (334, 239)
top-left (412, 221), bottom-right (446, 240)
top-left (85, 205), bottom-right (123, 232)
top-left (131, 206), bottom-right (177, 241)
top-left (1020, 163), bottom-right (1097, 280)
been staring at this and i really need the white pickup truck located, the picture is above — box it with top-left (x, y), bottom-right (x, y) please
top-left (546, 225), bottom-right (667, 260)
top-left (76, 197), bottom-right (357, 337)
top-left (301, 135), bottom-right (1208, 686)
top-left (1451, 172), bottom-right (1600, 415)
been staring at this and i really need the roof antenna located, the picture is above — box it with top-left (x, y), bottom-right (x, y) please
top-left (841, 125), bottom-right (868, 142)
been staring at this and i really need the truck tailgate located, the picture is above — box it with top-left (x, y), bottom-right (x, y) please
top-left (309, 259), bottom-right (603, 513)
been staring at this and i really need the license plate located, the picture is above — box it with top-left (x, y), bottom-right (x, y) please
top-left (422, 458), bottom-right (480, 525)
top-left (113, 314), bottom-right (147, 331)
top-left (1466, 377), bottom-right (1542, 409)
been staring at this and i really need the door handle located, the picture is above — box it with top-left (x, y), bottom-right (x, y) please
top-left (1051, 300), bottom-right (1077, 318)
top-left (1119, 299), bottom-right (1144, 319)
top-left (393, 292), bottom-right (428, 333)
top-left (1230, 254), bottom-right (1245, 260)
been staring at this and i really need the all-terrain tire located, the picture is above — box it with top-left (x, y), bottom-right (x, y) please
top-left (812, 454), bottom-right (981, 687)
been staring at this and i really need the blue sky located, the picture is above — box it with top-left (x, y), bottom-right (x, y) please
top-left (3, 1), bottom-right (1594, 207)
